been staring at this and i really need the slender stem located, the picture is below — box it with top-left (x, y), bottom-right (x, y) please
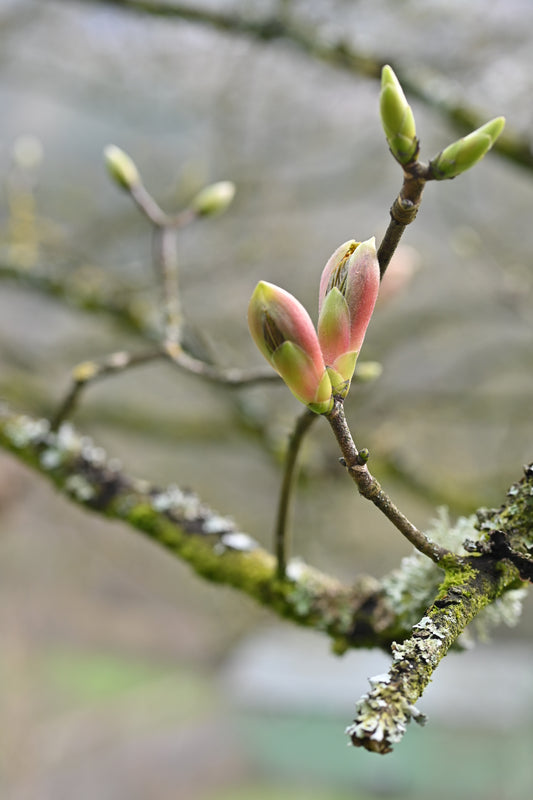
top-left (326, 398), bottom-right (451, 563)
top-left (377, 163), bottom-right (429, 279)
top-left (130, 182), bottom-right (171, 227)
top-left (164, 341), bottom-right (279, 387)
top-left (152, 226), bottom-right (182, 343)
top-left (51, 348), bottom-right (164, 431)
top-left (274, 408), bottom-right (317, 579)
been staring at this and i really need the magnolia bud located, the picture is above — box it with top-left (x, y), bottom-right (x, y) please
top-left (104, 145), bottom-right (141, 191)
top-left (248, 281), bottom-right (333, 414)
top-left (190, 181), bottom-right (236, 216)
top-left (429, 117), bottom-right (505, 180)
top-left (380, 65), bottom-right (418, 165)
top-left (318, 238), bottom-right (380, 397)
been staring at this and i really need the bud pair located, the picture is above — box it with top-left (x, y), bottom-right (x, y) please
top-left (379, 65), bottom-right (505, 179)
top-left (104, 145), bottom-right (235, 215)
top-left (248, 238), bottom-right (380, 413)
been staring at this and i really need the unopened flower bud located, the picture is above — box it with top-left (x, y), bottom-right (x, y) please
top-left (190, 181), bottom-right (236, 216)
top-left (104, 145), bottom-right (141, 191)
top-left (429, 117), bottom-right (505, 180)
top-left (380, 65), bottom-right (418, 165)
top-left (248, 281), bottom-right (333, 414)
top-left (318, 237), bottom-right (380, 397)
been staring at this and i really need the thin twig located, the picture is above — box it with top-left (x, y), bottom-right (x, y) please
top-left (274, 408), bottom-right (318, 579)
top-left (50, 348), bottom-right (165, 431)
top-left (164, 341), bottom-right (279, 386)
top-left (377, 162), bottom-right (429, 279)
top-left (326, 398), bottom-right (451, 563)
top-left (152, 226), bottom-right (182, 343)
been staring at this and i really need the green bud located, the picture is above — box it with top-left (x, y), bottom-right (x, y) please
top-left (190, 181), bottom-right (236, 216)
top-left (380, 65), bottom-right (418, 165)
top-left (353, 360), bottom-right (383, 383)
top-left (104, 145), bottom-right (141, 191)
top-left (430, 117), bottom-right (505, 180)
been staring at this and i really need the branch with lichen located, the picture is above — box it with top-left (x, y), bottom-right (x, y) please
top-left (0, 403), bottom-right (531, 754)
top-left (347, 469), bottom-right (533, 753)
top-left (80, 0), bottom-right (533, 173)
top-left (0, 403), bottom-right (401, 649)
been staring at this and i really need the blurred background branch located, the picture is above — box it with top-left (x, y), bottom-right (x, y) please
top-left (81, 0), bottom-right (533, 172)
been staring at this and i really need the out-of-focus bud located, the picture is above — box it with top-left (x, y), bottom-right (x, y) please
top-left (429, 117), bottom-right (505, 180)
top-left (380, 65), bottom-right (418, 165)
top-left (354, 360), bottom-right (383, 384)
top-left (190, 181), bottom-right (236, 216)
top-left (377, 244), bottom-right (421, 306)
top-left (248, 281), bottom-right (333, 414)
top-left (104, 145), bottom-right (141, 191)
top-left (12, 135), bottom-right (43, 171)
top-left (318, 237), bottom-right (380, 397)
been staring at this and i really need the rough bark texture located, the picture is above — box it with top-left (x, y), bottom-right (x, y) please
top-left (1, 404), bottom-right (531, 753)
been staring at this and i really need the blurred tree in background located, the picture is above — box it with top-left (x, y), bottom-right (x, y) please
top-left (0, 1), bottom-right (533, 798)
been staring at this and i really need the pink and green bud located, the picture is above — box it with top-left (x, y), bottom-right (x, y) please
top-left (429, 117), bottom-right (505, 180)
top-left (318, 237), bottom-right (380, 396)
top-left (380, 65), bottom-right (418, 165)
top-left (248, 281), bottom-right (333, 414)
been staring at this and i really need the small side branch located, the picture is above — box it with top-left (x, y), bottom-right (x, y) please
top-left (274, 408), bottom-right (318, 578)
top-left (164, 341), bottom-right (279, 387)
top-left (50, 348), bottom-right (165, 431)
top-left (327, 398), bottom-right (451, 563)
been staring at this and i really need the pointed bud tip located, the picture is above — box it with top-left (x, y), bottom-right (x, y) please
top-left (104, 145), bottom-right (140, 191)
top-left (381, 65), bottom-right (400, 90)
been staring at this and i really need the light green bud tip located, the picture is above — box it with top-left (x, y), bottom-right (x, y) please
top-left (190, 181), bottom-right (236, 216)
top-left (430, 117), bottom-right (505, 180)
top-left (104, 145), bottom-right (140, 191)
top-left (380, 65), bottom-right (418, 165)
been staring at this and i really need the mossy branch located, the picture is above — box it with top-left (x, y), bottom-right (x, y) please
top-left (347, 464), bottom-right (533, 753)
top-left (1, 403), bottom-right (531, 751)
top-left (347, 555), bottom-right (523, 753)
top-left (0, 403), bottom-right (400, 650)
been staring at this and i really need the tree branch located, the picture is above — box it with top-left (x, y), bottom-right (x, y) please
top-left (347, 556), bottom-right (521, 753)
top-left (274, 407), bottom-right (317, 578)
top-left (0, 259), bottom-right (155, 337)
top-left (0, 403), bottom-right (399, 650)
top-left (1, 404), bottom-right (530, 752)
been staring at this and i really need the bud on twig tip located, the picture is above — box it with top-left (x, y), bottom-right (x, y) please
top-left (380, 65), bottom-right (418, 165)
top-left (429, 117), bottom-right (505, 180)
top-left (104, 145), bottom-right (141, 192)
top-left (190, 181), bottom-right (236, 217)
